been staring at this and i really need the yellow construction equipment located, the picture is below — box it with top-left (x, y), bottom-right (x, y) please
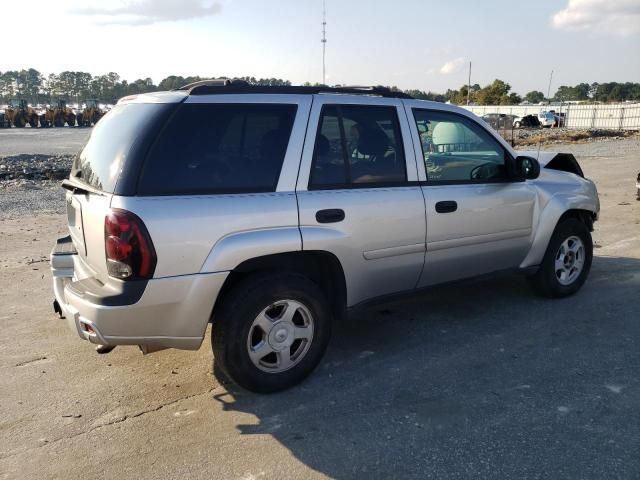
top-left (77, 99), bottom-right (104, 127)
top-left (41, 100), bottom-right (77, 127)
top-left (5, 99), bottom-right (39, 128)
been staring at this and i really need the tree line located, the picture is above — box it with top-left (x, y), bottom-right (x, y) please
top-left (0, 69), bottom-right (292, 104)
top-left (436, 79), bottom-right (640, 105)
top-left (1, 68), bottom-right (639, 105)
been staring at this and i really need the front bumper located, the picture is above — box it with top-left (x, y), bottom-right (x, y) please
top-left (51, 236), bottom-right (228, 350)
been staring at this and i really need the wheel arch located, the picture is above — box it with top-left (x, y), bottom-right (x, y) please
top-left (210, 250), bottom-right (347, 325)
top-left (521, 194), bottom-right (597, 270)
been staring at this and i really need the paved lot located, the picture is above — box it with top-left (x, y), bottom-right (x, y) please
top-left (0, 128), bottom-right (90, 157)
top-left (0, 137), bottom-right (639, 479)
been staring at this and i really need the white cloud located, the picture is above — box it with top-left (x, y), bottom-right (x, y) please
top-left (439, 57), bottom-right (466, 75)
top-left (552, 0), bottom-right (640, 36)
top-left (73, 0), bottom-right (222, 26)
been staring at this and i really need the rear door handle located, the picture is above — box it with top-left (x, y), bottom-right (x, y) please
top-left (435, 201), bottom-right (457, 214)
top-left (316, 209), bottom-right (345, 223)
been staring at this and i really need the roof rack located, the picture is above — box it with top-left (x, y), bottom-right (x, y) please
top-left (176, 79), bottom-right (413, 99)
top-left (176, 79), bottom-right (251, 91)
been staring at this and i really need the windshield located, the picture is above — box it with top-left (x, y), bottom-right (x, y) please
top-left (71, 103), bottom-right (169, 192)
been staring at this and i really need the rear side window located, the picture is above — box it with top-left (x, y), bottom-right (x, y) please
top-left (138, 103), bottom-right (297, 195)
top-left (309, 105), bottom-right (406, 189)
top-left (73, 103), bottom-right (169, 192)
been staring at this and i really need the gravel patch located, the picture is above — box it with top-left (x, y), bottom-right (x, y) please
top-left (0, 154), bottom-right (73, 182)
top-left (0, 154), bottom-right (71, 219)
top-left (511, 128), bottom-right (640, 147)
top-left (0, 181), bottom-right (66, 219)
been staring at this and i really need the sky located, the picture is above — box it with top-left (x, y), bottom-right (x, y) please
top-left (2, 0), bottom-right (639, 95)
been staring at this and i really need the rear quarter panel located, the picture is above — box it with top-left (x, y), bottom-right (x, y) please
top-left (111, 193), bottom-right (301, 277)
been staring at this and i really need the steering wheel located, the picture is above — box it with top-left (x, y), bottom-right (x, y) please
top-left (470, 162), bottom-right (500, 180)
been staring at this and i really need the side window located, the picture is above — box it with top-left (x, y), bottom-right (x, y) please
top-left (138, 103), bottom-right (297, 195)
top-left (309, 105), bottom-right (407, 189)
top-left (413, 110), bottom-right (508, 183)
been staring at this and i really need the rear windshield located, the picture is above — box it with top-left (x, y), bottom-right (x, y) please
top-left (137, 103), bottom-right (297, 195)
top-left (72, 103), bottom-right (170, 192)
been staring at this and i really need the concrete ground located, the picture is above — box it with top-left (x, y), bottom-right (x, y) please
top-left (0, 128), bottom-right (90, 157)
top-left (0, 137), bottom-right (639, 479)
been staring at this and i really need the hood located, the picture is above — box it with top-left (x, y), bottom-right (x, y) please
top-left (517, 150), bottom-right (563, 168)
top-left (517, 150), bottom-right (585, 178)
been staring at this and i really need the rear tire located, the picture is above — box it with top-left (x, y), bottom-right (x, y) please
top-left (212, 272), bottom-right (332, 393)
top-left (527, 218), bottom-right (593, 298)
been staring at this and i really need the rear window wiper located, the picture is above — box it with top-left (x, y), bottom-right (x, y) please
top-left (61, 179), bottom-right (92, 195)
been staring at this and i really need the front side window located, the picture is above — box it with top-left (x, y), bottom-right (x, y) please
top-left (309, 105), bottom-right (407, 189)
top-left (138, 103), bottom-right (297, 195)
top-left (413, 110), bottom-right (508, 183)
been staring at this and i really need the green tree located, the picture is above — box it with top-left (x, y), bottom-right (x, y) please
top-left (524, 90), bottom-right (544, 103)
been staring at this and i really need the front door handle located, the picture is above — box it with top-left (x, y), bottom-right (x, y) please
top-left (435, 201), bottom-right (457, 214)
top-left (316, 209), bottom-right (345, 223)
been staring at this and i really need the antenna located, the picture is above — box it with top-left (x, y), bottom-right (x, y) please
top-left (467, 61), bottom-right (472, 105)
top-left (321, 0), bottom-right (327, 85)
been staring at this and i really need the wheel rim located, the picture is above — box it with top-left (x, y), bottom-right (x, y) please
top-left (246, 300), bottom-right (315, 373)
top-left (554, 235), bottom-right (585, 286)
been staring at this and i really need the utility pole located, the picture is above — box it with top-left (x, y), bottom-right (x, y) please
top-left (321, 0), bottom-right (327, 85)
top-left (546, 69), bottom-right (554, 103)
top-left (467, 61), bottom-right (472, 105)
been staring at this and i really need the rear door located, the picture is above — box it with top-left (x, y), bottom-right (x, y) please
top-left (296, 95), bottom-right (426, 307)
top-left (404, 104), bottom-right (536, 286)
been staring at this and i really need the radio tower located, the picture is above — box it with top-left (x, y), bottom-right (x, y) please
top-left (321, 0), bottom-right (327, 85)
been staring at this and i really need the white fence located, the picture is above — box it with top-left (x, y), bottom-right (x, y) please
top-left (462, 103), bottom-right (640, 130)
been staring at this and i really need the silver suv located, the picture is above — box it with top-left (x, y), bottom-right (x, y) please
top-left (51, 81), bottom-right (599, 392)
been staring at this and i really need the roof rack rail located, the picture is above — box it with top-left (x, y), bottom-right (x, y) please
top-left (176, 78), bottom-right (250, 91)
top-left (177, 80), bottom-right (413, 99)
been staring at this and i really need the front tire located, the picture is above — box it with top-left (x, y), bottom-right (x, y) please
top-left (212, 272), bottom-right (332, 393)
top-left (528, 218), bottom-right (593, 298)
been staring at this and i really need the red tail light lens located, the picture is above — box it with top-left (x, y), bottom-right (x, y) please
top-left (104, 209), bottom-right (156, 280)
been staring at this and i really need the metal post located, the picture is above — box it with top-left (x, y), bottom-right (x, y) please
top-left (467, 61), bottom-right (472, 105)
top-left (321, 0), bottom-right (327, 86)
top-left (546, 69), bottom-right (554, 102)
top-left (619, 106), bottom-right (625, 130)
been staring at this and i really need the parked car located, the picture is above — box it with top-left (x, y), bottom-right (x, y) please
top-left (538, 111), bottom-right (556, 128)
top-left (548, 110), bottom-right (566, 128)
top-left (481, 113), bottom-right (517, 130)
top-left (513, 114), bottom-right (541, 129)
top-left (51, 80), bottom-right (600, 393)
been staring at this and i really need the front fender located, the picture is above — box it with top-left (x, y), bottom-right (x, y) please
top-left (200, 227), bottom-right (302, 273)
top-left (520, 189), bottom-right (598, 269)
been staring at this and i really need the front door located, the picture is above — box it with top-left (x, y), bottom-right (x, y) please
top-left (296, 96), bottom-right (427, 306)
top-left (406, 106), bottom-right (536, 287)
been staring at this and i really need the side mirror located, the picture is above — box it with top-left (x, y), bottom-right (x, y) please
top-left (514, 156), bottom-right (540, 180)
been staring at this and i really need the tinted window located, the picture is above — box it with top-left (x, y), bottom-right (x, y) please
top-left (309, 105), bottom-right (406, 189)
top-left (138, 103), bottom-right (297, 195)
top-left (413, 110), bottom-right (507, 183)
top-left (72, 103), bottom-right (168, 192)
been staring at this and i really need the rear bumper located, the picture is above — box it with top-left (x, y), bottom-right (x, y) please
top-left (51, 236), bottom-right (228, 350)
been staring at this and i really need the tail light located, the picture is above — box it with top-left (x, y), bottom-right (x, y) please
top-left (104, 209), bottom-right (156, 280)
